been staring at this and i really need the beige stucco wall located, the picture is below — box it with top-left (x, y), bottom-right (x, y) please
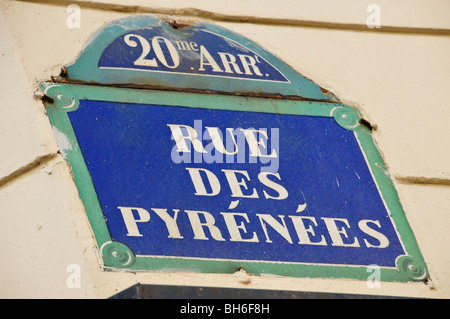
top-left (0, 0), bottom-right (449, 298)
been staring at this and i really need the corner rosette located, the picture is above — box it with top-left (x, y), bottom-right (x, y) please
top-left (42, 84), bottom-right (80, 111)
top-left (100, 241), bottom-right (136, 268)
top-left (395, 255), bottom-right (428, 282)
top-left (331, 106), bottom-right (360, 131)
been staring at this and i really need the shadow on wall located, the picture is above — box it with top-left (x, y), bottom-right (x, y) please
top-left (109, 283), bottom-right (411, 299)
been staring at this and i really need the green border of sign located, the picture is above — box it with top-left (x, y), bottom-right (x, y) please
top-left (41, 82), bottom-right (428, 282)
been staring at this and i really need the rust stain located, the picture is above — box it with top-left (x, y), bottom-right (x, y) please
top-left (359, 118), bottom-right (377, 131)
top-left (160, 16), bottom-right (197, 29)
top-left (47, 76), bottom-right (340, 104)
top-left (60, 66), bottom-right (68, 78)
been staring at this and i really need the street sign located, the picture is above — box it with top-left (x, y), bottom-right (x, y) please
top-left (98, 25), bottom-right (289, 83)
top-left (42, 15), bottom-right (427, 282)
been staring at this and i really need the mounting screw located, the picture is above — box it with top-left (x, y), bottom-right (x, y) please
top-left (60, 66), bottom-right (68, 77)
top-left (170, 20), bottom-right (179, 29)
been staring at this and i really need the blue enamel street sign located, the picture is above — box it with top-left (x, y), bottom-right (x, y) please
top-left (98, 26), bottom-right (289, 83)
top-left (70, 100), bottom-right (403, 266)
top-left (41, 15), bottom-right (428, 282)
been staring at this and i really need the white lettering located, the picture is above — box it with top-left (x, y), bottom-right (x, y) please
top-left (257, 172), bottom-right (288, 200)
top-left (204, 127), bottom-right (239, 155)
top-left (221, 212), bottom-right (259, 242)
top-left (222, 169), bottom-right (259, 198)
top-left (289, 215), bottom-right (327, 245)
top-left (256, 214), bottom-right (293, 244)
top-left (241, 128), bottom-right (277, 158)
top-left (115, 208), bottom-right (392, 252)
top-left (190, 42), bottom-right (199, 51)
top-left (322, 217), bottom-right (360, 247)
top-left (174, 40), bottom-right (190, 51)
top-left (186, 167), bottom-right (221, 196)
top-left (358, 219), bottom-right (389, 248)
top-left (167, 124), bottom-right (207, 153)
top-left (152, 36), bottom-right (180, 69)
top-left (124, 34), bottom-right (158, 67)
top-left (198, 45), bottom-right (223, 72)
top-left (150, 208), bottom-right (184, 239)
top-left (185, 210), bottom-right (225, 241)
top-left (237, 54), bottom-right (263, 76)
top-left (217, 52), bottom-right (243, 74)
top-left (118, 206), bottom-right (151, 237)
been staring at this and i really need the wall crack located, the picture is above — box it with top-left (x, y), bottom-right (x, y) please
top-left (0, 152), bottom-right (61, 189)
top-left (14, 0), bottom-right (450, 36)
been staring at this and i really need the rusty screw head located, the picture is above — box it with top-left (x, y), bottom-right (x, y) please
top-left (60, 66), bottom-right (68, 77)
